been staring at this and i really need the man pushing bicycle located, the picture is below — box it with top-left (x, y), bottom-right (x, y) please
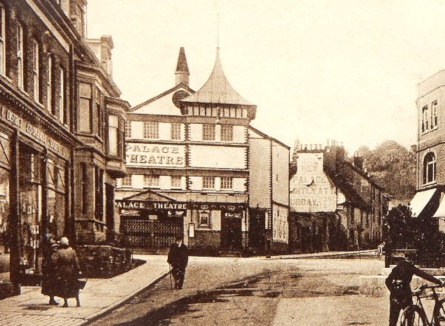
top-left (385, 253), bottom-right (445, 326)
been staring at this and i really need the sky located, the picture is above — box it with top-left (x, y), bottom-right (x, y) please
top-left (86, 0), bottom-right (445, 154)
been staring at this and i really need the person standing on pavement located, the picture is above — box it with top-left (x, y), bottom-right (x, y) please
top-left (41, 234), bottom-right (59, 305)
top-left (167, 235), bottom-right (188, 289)
top-left (52, 237), bottom-right (82, 307)
top-left (385, 253), bottom-right (445, 326)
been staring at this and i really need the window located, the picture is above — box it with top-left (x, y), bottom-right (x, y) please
top-left (221, 125), bottom-right (233, 141)
top-left (95, 88), bottom-right (103, 138)
top-left (203, 176), bottom-right (215, 189)
top-left (221, 177), bottom-right (232, 190)
top-left (17, 23), bottom-right (24, 89)
top-left (422, 105), bottom-right (429, 133)
top-left (144, 122), bottom-right (159, 139)
top-left (431, 101), bottom-right (438, 129)
top-left (202, 124), bottom-right (215, 141)
top-left (81, 163), bottom-right (87, 215)
top-left (125, 121), bottom-right (131, 138)
top-left (171, 176), bottom-right (182, 189)
top-left (79, 83), bottom-right (92, 132)
top-left (144, 175), bottom-right (159, 188)
top-left (0, 5), bottom-right (5, 75)
top-left (108, 115), bottom-right (119, 156)
top-left (47, 55), bottom-right (53, 113)
top-left (59, 67), bottom-right (66, 124)
top-left (95, 166), bottom-right (103, 221)
top-left (171, 123), bottom-right (181, 140)
top-left (32, 39), bottom-right (40, 102)
top-left (121, 175), bottom-right (131, 187)
top-left (198, 210), bottom-right (210, 227)
top-left (424, 153), bottom-right (436, 184)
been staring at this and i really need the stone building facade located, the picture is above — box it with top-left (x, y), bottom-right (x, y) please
top-left (0, 0), bottom-right (128, 291)
top-left (115, 48), bottom-right (289, 255)
top-left (289, 143), bottom-right (387, 253)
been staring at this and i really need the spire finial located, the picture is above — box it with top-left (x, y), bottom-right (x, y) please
top-left (217, 13), bottom-right (220, 48)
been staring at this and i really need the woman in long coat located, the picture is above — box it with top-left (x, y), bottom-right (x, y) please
top-left (41, 234), bottom-right (59, 305)
top-left (52, 237), bottom-right (81, 307)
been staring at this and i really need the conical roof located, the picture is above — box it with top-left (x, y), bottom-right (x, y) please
top-left (181, 48), bottom-right (254, 106)
top-left (176, 47), bottom-right (189, 75)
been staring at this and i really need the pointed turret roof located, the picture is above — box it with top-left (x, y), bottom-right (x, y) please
top-left (181, 48), bottom-right (255, 106)
top-left (176, 47), bottom-right (189, 75)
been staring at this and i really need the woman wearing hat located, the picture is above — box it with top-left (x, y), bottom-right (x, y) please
top-left (41, 234), bottom-right (59, 305)
top-left (51, 237), bottom-right (82, 307)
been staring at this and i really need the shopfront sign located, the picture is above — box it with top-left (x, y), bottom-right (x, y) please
top-left (115, 200), bottom-right (188, 210)
top-left (0, 107), bottom-right (68, 157)
top-left (126, 143), bottom-right (185, 167)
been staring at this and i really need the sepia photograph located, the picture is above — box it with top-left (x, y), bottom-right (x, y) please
top-left (1, 0), bottom-right (445, 325)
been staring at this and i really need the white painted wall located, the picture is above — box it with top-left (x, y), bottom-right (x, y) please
top-left (190, 145), bottom-right (247, 169)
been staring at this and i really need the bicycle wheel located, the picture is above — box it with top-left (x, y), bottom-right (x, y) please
top-left (398, 305), bottom-right (427, 326)
top-left (433, 298), bottom-right (445, 325)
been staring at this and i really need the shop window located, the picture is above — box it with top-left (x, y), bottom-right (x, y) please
top-left (32, 39), bottom-right (40, 102)
top-left (171, 176), bottom-right (181, 189)
top-left (221, 177), bottom-right (232, 190)
top-left (0, 4), bottom-right (5, 76)
top-left (108, 115), bottom-right (119, 156)
top-left (221, 125), bottom-right (233, 142)
top-left (17, 23), bottom-right (24, 90)
top-left (431, 101), bottom-right (438, 129)
top-left (202, 124), bottom-right (215, 141)
top-left (46, 159), bottom-right (67, 239)
top-left (79, 83), bottom-right (92, 133)
top-left (423, 153), bottom-right (436, 184)
top-left (198, 210), bottom-right (210, 227)
top-left (144, 121), bottom-right (159, 139)
top-left (59, 67), bottom-right (67, 125)
top-left (203, 176), bottom-right (215, 189)
top-left (171, 123), bottom-right (181, 140)
top-left (144, 175), bottom-right (159, 188)
top-left (119, 175), bottom-right (131, 188)
top-left (422, 105), bottom-right (429, 133)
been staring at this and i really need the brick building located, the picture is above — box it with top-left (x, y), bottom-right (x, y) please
top-left (289, 142), bottom-right (387, 253)
top-left (411, 69), bottom-right (445, 228)
top-left (115, 47), bottom-right (289, 255)
top-left (0, 0), bottom-right (128, 292)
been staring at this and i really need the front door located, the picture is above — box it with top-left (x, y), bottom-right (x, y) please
top-left (221, 212), bottom-right (242, 251)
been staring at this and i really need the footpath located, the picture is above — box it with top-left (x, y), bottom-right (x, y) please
top-left (0, 255), bottom-right (169, 326)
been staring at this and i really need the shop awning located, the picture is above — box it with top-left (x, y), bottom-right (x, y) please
top-left (410, 188), bottom-right (437, 217)
top-left (433, 194), bottom-right (445, 218)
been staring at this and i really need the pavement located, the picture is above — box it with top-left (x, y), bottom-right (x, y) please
top-left (0, 255), bottom-right (170, 326)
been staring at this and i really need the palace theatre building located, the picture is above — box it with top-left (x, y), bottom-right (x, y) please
top-left (115, 48), bottom-right (290, 254)
top-left (0, 0), bottom-right (128, 292)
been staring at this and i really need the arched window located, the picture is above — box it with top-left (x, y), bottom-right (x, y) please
top-left (422, 105), bottom-right (429, 133)
top-left (424, 153), bottom-right (436, 184)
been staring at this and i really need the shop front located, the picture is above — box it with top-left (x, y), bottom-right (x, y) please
top-left (0, 104), bottom-right (73, 288)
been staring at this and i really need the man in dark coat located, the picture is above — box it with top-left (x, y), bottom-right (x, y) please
top-left (167, 235), bottom-right (188, 289)
top-left (385, 254), bottom-right (444, 326)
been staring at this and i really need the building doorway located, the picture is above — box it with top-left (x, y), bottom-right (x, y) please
top-left (221, 211), bottom-right (242, 251)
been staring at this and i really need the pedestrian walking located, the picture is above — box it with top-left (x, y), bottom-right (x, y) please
top-left (385, 253), bottom-right (444, 326)
top-left (41, 234), bottom-right (59, 305)
top-left (167, 235), bottom-right (188, 289)
top-left (51, 237), bottom-right (82, 307)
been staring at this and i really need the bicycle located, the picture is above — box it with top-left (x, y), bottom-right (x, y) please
top-left (398, 284), bottom-right (445, 326)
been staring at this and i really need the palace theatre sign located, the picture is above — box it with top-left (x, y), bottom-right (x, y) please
top-left (125, 143), bottom-right (186, 167)
top-left (115, 201), bottom-right (187, 210)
